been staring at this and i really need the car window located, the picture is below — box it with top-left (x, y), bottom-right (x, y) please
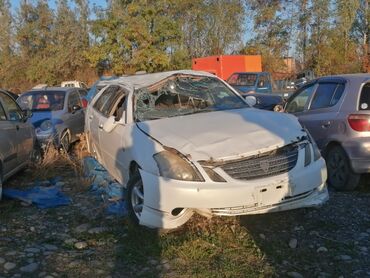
top-left (135, 75), bottom-right (248, 121)
top-left (0, 101), bottom-right (7, 120)
top-left (257, 75), bottom-right (270, 88)
top-left (68, 91), bottom-right (82, 112)
top-left (310, 83), bottom-right (344, 110)
top-left (359, 83), bottom-right (370, 110)
top-left (0, 92), bottom-right (23, 121)
top-left (93, 86), bottom-right (123, 117)
top-left (227, 73), bottom-right (257, 86)
top-left (331, 83), bottom-right (345, 106)
top-left (93, 87), bottom-right (113, 112)
top-left (109, 91), bottom-right (127, 121)
top-left (18, 91), bottom-right (65, 111)
top-left (285, 84), bottom-right (315, 113)
top-left (100, 87), bottom-right (125, 117)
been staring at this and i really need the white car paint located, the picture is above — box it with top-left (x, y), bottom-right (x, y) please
top-left (86, 70), bottom-right (329, 229)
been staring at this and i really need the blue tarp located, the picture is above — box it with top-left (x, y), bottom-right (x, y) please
top-left (83, 156), bottom-right (127, 216)
top-left (2, 178), bottom-right (71, 209)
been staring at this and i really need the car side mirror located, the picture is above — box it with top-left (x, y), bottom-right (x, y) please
top-left (22, 109), bottom-right (33, 121)
top-left (103, 116), bottom-right (118, 133)
top-left (245, 95), bottom-right (257, 107)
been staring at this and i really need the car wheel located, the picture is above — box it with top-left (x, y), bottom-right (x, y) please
top-left (326, 145), bottom-right (360, 191)
top-left (60, 130), bottom-right (71, 153)
top-left (31, 141), bottom-right (42, 164)
top-left (0, 174), bottom-right (3, 200)
top-left (127, 173), bottom-right (144, 225)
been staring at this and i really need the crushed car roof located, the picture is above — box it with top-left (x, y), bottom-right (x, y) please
top-left (95, 70), bottom-right (216, 90)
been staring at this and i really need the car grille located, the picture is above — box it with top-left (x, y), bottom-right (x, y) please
top-left (220, 143), bottom-right (299, 180)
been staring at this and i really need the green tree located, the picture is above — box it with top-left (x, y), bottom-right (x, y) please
top-left (87, 0), bottom-right (181, 74)
top-left (352, 0), bottom-right (370, 72)
top-left (0, 0), bottom-right (13, 88)
top-left (243, 0), bottom-right (290, 74)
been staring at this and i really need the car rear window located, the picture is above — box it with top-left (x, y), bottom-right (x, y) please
top-left (227, 73), bottom-right (257, 86)
top-left (359, 83), bottom-right (370, 110)
top-left (17, 91), bottom-right (66, 111)
top-left (310, 83), bottom-right (344, 110)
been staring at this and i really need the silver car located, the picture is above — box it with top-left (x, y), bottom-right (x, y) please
top-left (0, 90), bottom-right (35, 198)
top-left (284, 74), bottom-right (370, 190)
top-left (17, 88), bottom-right (86, 151)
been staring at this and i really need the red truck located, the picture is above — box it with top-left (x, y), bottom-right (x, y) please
top-left (192, 55), bottom-right (263, 80)
top-left (192, 55), bottom-right (276, 95)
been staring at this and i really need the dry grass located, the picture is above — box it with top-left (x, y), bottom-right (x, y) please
top-left (30, 136), bottom-right (92, 191)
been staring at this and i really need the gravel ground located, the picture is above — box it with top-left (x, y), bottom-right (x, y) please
top-left (1, 165), bottom-right (370, 277)
top-left (240, 184), bottom-right (370, 278)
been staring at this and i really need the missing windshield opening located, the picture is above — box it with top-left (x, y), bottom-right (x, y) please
top-left (134, 74), bottom-right (247, 121)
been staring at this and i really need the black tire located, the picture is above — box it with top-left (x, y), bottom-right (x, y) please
top-left (0, 174), bottom-right (2, 200)
top-left (31, 141), bottom-right (43, 164)
top-left (60, 130), bottom-right (71, 153)
top-left (326, 145), bottom-right (360, 191)
top-left (127, 173), bottom-right (144, 226)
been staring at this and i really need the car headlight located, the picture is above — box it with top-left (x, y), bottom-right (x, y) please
top-left (305, 129), bottom-right (321, 161)
top-left (153, 150), bottom-right (204, 181)
top-left (39, 120), bottom-right (53, 131)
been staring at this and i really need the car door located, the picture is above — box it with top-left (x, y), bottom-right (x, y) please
top-left (0, 96), bottom-right (17, 176)
top-left (67, 90), bottom-right (85, 139)
top-left (89, 85), bottom-right (120, 161)
top-left (294, 81), bottom-right (346, 150)
top-left (98, 87), bottom-right (128, 181)
top-left (0, 92), bottom-right (34, 168)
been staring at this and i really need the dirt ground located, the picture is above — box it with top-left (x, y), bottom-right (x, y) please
top-left (1, 154), bottom-right (370, 278)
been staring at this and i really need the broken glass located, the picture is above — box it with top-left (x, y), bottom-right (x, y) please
top-left (134, 75), bottom-right (248, 121)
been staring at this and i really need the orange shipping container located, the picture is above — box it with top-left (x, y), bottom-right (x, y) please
top-left (192, 55), bottom-right (262, 80)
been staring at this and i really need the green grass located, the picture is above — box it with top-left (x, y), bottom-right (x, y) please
top-left (114, 217), bottom-right (276, 277)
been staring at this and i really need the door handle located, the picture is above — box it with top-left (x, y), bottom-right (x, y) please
top-left (322, 121), bottom-right (331, 129)
top-left (99, 124), bottom-right (103, 130)
top-left (16, 125), bottom-right (20, 131)
top-left (89, 115), bottom-right (93, 120)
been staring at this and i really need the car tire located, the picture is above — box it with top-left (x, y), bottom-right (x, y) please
top-left (60, 130), bottom-right (71, 153)
top-left (0, 172), bottom-right (3, 200)
top-left (326, 145), bottom-right (360, 191)
top-left (31, 141), bottom-right (42, 164)
top-left (127, 173), bottom-right (144, 226)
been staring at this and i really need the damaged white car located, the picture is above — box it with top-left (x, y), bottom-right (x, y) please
top-left (86, 70), bottom-right (328, 229)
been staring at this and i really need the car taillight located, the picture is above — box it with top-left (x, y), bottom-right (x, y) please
top-left (348, 114), bottom-right (370, 131)
top-left (82, 98), bottom-right (88, 108)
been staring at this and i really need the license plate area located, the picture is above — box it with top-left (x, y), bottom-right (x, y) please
top-left (255, 183), bottom-right (290, 206)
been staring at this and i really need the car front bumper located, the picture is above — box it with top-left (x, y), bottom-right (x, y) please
top-left (139, 157), bottom-right (328, 229)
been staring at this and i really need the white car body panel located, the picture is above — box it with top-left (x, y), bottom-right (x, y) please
top-left (137, 108), bottom-right (304, 161)
top-left (86, 70), bottom-right (329, 229)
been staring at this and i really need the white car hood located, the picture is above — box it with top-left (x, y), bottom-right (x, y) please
top-left (137, 108), bottom-right (305, 161)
